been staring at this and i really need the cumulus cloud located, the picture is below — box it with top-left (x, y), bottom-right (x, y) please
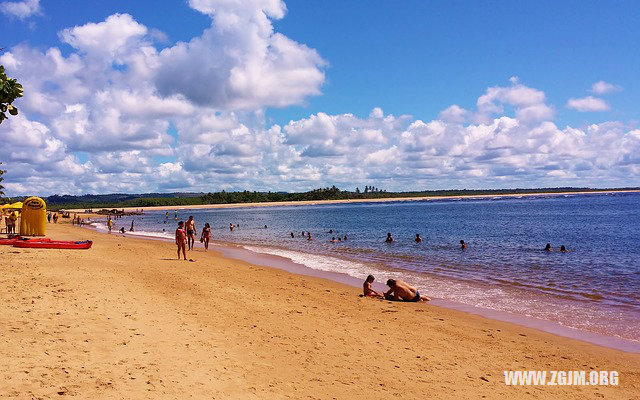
top-left (0, 3), bottom-right (639, 195)
top-left (567, 96), bottom-right (610, 112)
top-left (591, 80), bottom-right (622, 94)
top-left (0, 0), bottom-right (39, 19)
top-left (154, 0), bottom-right (325, 109)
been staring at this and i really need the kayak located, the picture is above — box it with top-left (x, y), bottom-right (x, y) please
top-left (13, 240), bottom-right (93, 250)
top-left (0, 237), bottom-right (52, 245)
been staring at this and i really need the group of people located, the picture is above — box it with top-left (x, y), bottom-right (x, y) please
top-left (3, 211), bottom-right (18, 233)
top-left (46, 212), bottom-right (59, 223)
top-left (386, 232), bottom-right (468, 249)
top-left (363, 275), bottom-right (430, 302)
top-left (175, 216), bottom-right (212, 260)
top-left (545, 243), bottom-right (568, 252)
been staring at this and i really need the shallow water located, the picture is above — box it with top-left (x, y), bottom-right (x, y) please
top-left (98, 192), bottom-right (640, 342)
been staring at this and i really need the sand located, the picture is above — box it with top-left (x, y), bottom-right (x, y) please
top-left (1, 223), bottom-right (639, 399)
top-left (64, 189), bottom-right (640, 213)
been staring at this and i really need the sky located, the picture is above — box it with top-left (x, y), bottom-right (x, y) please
top-left (1, 0), bottom-right (639, 196)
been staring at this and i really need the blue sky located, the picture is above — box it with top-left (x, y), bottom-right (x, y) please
top-left (1, 0), bottom-right (639, 195)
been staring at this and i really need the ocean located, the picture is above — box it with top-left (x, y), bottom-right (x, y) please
top-left (93, 192), bottom-right (640, 344)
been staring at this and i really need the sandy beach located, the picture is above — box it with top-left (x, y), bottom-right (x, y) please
top-left (1, 222), bottom-right (639, 399)
top-left (65, 189), bottom-right (640, 213)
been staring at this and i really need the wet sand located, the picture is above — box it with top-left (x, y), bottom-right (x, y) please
top-left (1, 223), bottom-right (639, 399)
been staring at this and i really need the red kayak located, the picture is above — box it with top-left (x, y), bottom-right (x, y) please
top-left (0, 237), bottom-right (52, 245)
top-left (13, 240), bottom-right (92, 250)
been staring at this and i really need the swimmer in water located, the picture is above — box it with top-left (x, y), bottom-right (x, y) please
top-left (545, 243), bottom-right (552, 251)
top-left (460, 240), bottom-right (467, 250)
top-left (385, 232), bottom-right (394, 243)
top-left (415, 233), bottom-right (422, 243)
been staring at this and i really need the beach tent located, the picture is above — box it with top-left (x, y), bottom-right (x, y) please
top-left (20, 197), bottom-right (46, 236)
top-left (1, 202), bottom-right (22, 210)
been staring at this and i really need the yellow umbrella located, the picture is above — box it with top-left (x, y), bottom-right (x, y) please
top-left (11, 202), bottom-right (23, 209)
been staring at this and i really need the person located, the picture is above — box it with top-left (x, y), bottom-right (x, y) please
top-left (363, 275), bottom-right (384, 298)
top-left (330, 236), bottom-right (337, 243)
top-left (301, 231), bottom-right (305, 236)
top-left (230, 223), bottom-right (234, 231)
top-left (47, 213), bottom-right (51, 223)
top-left (175, 221), bottom-right (187, 260)
top-left (307, 232), bottom-right (313, 241)
top-left (415, 233), bottom-right (422, 243)
top-left (119, 227), bottom-right (126, 234)
top-left (329, 229), bottom-right (333, 234)
top-left (344, 235), bottom-right (348, 241)
top-left (174, 210), bottom-right (178, 220)
top-left (560, 245), bottom-right (567, 252)
top-left (544, 243), bottom-right (552, 252)
top-left (53, 213), bottom-right (58, 223)
top-left (186, 216), bottom-right (196, 250)
top-left (165, 211), bottom-right (169, 219)
top-left (9, 211), bottom-right (18, 233)
top-left (385, 232), bottom-right (394, 243)
top-left (130, 220), bottom-right (135, 232)
top-left (384, 279), bottom-right (430, 302)
top-left (460, 240), bottom-right (467, 250)
top-left (290, 232), bottom-right (294, 238)
top-left (107, 217), bottom-right (113, 233)
top-left (201, 223), bottom-right (211, 251)
top-left (264, 225), bottom-right (268, 229)
top-left (338, 237), bottom-right (342, 242)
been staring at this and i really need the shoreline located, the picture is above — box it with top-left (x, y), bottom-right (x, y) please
top-left (86, 222), bottom-right (640, 353)
top-left (2, 222), bottom-right (639, 398)
top-left (65, 189), bottom-right (640, 212)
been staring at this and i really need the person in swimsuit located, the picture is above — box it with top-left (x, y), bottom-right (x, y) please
top-left (363, 275), bottom-right (384, 298)
top-left (384, 279), bottom-right (430, 302)
top-left (175, 221), bottom-right (187, 260)
top-left (560, 245), bottom-right (567, 252)
top-left (544, 243), bottom-right (552, 251)
top-left (385, 232), bottom-right (394, 243)
top-left (201, 223), bottom-right (211, 250)
top-left (460, 239), bottom-right (467, 250)
top-left (186, 216), bottom-right (196, 250)
top-left (415, 233), bottom-right (422, 243)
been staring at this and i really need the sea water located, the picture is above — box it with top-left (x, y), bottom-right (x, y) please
top-left (98, 192), bottom-right (640, 343)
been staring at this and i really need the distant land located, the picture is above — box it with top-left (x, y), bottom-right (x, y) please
top-left (2, 186), bottom-right (639, 211)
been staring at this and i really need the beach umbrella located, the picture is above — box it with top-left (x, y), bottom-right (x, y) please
top-left (10, 202), bottom-right (23, 209)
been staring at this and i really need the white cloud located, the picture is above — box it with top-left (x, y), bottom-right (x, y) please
top-left (591, 81), bottom-right (622, 94)
top-left (0, 4), bottom-right (639, 195)
top-left (567, 96), bottom-right (610, 112)
top-left (154, 0), bottom-right (325, 109)
top-left (439, 105), bottom-right (469, 123)
top-left (0, 0), bottom-right (39, 19)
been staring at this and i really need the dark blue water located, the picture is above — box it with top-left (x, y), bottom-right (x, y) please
top-left (100, 192), bottom-right (640, 342)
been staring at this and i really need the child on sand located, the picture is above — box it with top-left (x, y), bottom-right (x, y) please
top-left (176, 221), bottom-right (187, 260)
top-left (363, 275), bottom-right (384, 298)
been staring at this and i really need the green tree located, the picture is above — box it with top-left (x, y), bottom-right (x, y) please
top-left (0, 65), bottom-right (23, 124)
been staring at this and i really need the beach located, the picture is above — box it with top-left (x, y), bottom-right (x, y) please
top-left (65, 189), bottom-right (640, 213)
top-left (1, 222), bottom-right (639, 399)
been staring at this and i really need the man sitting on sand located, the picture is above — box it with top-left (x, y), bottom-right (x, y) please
top-left (384, 279), bottom-right (430, 302)
top-left (363, 275), bottom-right (384, 298)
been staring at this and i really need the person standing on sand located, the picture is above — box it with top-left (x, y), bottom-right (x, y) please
top-left (176, 221), bottom-right (187, 260)
top-left (384, 279), bottom-right (430, 302)
top-left (107, 217), bottom-right (113, 233)
top-left (186, 216), bottom-right (196, 250)
top-left (201, 223), bottom-right (211, 251)
top-left (130, 220), bottom-right (135, 232)
top-left (363, 275), bottom-right (384, 298)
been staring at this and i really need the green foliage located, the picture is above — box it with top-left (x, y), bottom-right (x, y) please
top-left (0, 65), bottom-right (24, 124)
top-left (37, 186), bottom-right (638, 210)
